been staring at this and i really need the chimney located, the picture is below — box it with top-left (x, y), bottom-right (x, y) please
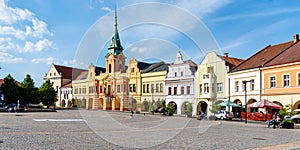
top-left (294, 34), bottom-right (299, 43)
top-left (224, 53), bottom-right (229, 57)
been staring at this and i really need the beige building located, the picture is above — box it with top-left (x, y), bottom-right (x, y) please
top-left (195, 52), bottom-right (243, 116)
top-left (140, 61), bottom-right (168, 112)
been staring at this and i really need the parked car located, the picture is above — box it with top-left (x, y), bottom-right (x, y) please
top-left (291, 109), bottom-right (300, 123)
top-left (215, 110), bottom-right (234, 120)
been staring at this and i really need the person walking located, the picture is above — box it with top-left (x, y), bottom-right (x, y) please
top-left (130, 108), bottom-right (134, 118)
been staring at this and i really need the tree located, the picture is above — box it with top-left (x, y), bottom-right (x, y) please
top-left (167, 102), bottom-right (176, 116)
top-left (209, 103), bottom-right (219, 115)
top-left (39, 80), bottom-right (57, 107)
top-left (20, 74), bottom-right (39, 104)
top-left (2, 74), bottom-right (20, 104)
top-left (185, 102), bottom-right (193, 117)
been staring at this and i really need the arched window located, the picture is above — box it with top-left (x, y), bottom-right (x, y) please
top-left (109, 64), bottom-right (112, 73)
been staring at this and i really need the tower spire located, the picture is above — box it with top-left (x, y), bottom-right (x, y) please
top-left (108, 7), bottom-right (123, 56)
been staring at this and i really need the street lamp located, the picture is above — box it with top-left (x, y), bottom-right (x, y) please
top-left (243, 80), bottom-right (251, 124)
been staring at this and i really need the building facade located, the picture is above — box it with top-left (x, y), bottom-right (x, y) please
top-left (165, 51), bottom-right (197, 115)
top-left (229, 34), bottom-right (298, 113)
top-left (44, 64), bottom-right (86, 107)
top-left (194, 52), bottom-right (243, 116)
top-left (262, 35), bottom-right (300, 110)
top-left (140, 62), bottom-right (168, 112)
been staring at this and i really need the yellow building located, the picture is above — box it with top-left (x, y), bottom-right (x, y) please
top-left (140, 62), bottom-right (168, 112)
top-left (262, 35), bottom-right (300, 110)
top-left (95, 10), bottom-right (129, 111)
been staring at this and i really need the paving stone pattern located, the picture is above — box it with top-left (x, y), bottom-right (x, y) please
top-left (0, 110), bottom-right (300, 150)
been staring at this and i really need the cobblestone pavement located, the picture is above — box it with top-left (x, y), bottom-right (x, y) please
top-left (0, 110), bottom-right (300, 150)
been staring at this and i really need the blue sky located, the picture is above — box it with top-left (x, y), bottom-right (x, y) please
top-left (1, 0), bottom-right (300, 86)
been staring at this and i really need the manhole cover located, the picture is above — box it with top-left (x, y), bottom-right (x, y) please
top-left (253, 137), bottom-right (266, 140)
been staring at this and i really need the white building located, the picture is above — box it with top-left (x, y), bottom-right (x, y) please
top-left (165, 51), bottom-right (197, 115)
top-left (44, 64), bottom-right (86, 107)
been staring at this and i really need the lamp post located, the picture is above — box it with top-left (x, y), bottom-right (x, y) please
top-left (243, 80), bottom-right (251, 124)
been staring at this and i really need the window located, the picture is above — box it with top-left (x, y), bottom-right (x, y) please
top-left (181, 86), bottom-right (184, 95)
top-left (74, 87), bottom-right (78, 94)
top-left (250, 79), bottom-right (254, 91)
top-left (168, 87), bottom-right (172, 95)
top-left (187, 86), bottom-right (190, 95)
top-left (203, 74), bottom-right (209, 79)
top-left (131, 67), bottom-right (134, 73)
top-left (156, 84), bottom-right (159, 92)
top-left (107, 85), bottom-right (111, 95)
top-left (50, 73), bottom-right (52, 76)
top-left (117, 85), bottom-right (120, 93)
top-left (160, 83), bottom-right (163, 92)
top-left (242, 81), bottom-right (246, 92)
top-left (283, 74), bottom-right (290, 87)
top-left (82, 87), bottom-right (86, 94)
top-left (174, 87), bottom-right (177, 95)
top-left (89, 86), bottom-right (94, 93)
top-left (129, 84), bottom-right (133, 92)
top-left (99, 85), bottom-right (102, 93)
top-left (270, 76), bottom-right (276, 88)
top-left (217, 83), bottom-right (223, 92)
top-left (298, 73), bottom-right (300, 86)
top-left (175, 72), bottom-right (177, 77)
top-left (133, 84), bottom-right (136, 92)
top-left (181, 72), bottom-right (183, 76)
top-left (204, 83), bottom-right (209, 93)
top-left (54, 73), bottom-right (56, 76)
top-left (109, 64), bottom-right (112, 73)
top-left (123, 84), bottom-right (127, 92)
top-left (235, 81), bottom-right (239, 92)
top-left (143, 84), bottom-right (146, 93)
top-left (146, 84), bottom-right (149, 93)
top-left (151, 84), bottom-right (154, 93)
top-left (199, 84), bottom-right (202, 93)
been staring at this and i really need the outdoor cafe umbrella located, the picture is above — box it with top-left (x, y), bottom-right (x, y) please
top-left (218, 100), bottom-right (241, 107)
top-left (247, 99), bottom-right (282, 109)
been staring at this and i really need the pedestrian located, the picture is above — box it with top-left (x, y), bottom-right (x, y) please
top-left (197, 111), bottom-right (201, 120)
top-left (130, 109), bottom-right (134, 117)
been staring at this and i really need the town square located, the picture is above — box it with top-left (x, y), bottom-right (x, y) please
top-left (2, 0), bottom-right (300, 149)
top-left (0, 110), bottom-right (300, 149)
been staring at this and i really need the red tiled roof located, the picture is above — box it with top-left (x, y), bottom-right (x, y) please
top-left (264, 41), bottom-right (300, 67)
top-left (218, 55), bottom-right (244, 71)
top-left (0, 78), bottom-right (21, 86)
top-left (62, 81), bottom-right (72, 88)
top-left (73, 71), bottom-right (88, 80)
top-left (54, 64), bottom-right (87, 80)
top-left (231, 40), bottom-right (295, 72)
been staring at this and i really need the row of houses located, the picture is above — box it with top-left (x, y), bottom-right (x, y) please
top-left (44, 11), bottom-right (300, 117)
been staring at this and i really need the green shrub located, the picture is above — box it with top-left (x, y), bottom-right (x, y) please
top-left (167, 103), bottom-right (176, 116)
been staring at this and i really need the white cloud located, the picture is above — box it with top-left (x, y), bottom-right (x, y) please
top-left (21, 39), bottom-right (55, 53)
top-left (0, 25), bottom-right (27, 39)
top-left (0, 0), bottom-right (54, 54)
top-left (0, 52), bottom-right (23, 63)
top-left (0, 37), bottom-right (17, 51)
top-left (101, 6), bottom-right (112, 12)
top-left (32, 57), bottom-right (75, 66)
top-left (129, 46), bottom-right (148, 53)
top-left (31, 18), bottom-right (53, 38)
top-left (0, 0), bottom-right (34, 24)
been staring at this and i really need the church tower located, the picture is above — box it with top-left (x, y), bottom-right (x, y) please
top-left (105, 9), bottom-right (126, 74)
